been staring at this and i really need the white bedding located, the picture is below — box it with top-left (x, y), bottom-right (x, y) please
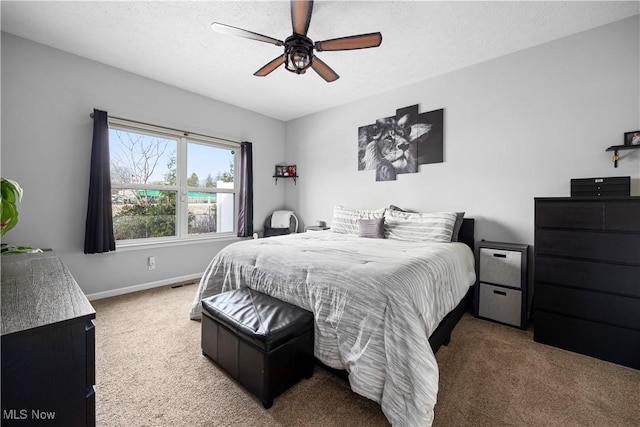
top-left (190, 231), bottom-right (476, 426)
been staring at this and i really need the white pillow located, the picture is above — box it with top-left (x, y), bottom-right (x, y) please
top-left (384, 209), bottom-right (457, 242)
top-left (331, 205), bottom-right (385, 235)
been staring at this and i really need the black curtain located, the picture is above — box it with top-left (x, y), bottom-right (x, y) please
top-left (237, 141), bottom-right (253, 237)
top-left (84, 109), bottom-right (116, 254)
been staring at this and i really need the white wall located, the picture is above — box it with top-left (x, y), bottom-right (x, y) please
top-left (2, 16), bottom-right (638, 297)
top-left (1, 33), bottom-right (286, 297)
top-left (285, 16), bottom-right (640, 246)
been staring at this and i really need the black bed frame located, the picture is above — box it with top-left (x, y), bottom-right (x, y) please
top-left (428, 218), bottom-right (475, 353)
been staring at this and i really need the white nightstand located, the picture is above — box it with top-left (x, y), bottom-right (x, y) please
top-left (476, 241), bottom-right (529, 329)
top-left (305, 226), bottom-right (330, 232)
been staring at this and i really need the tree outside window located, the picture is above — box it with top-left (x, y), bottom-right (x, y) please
top-left (108, 122), bottom-right (237, 243)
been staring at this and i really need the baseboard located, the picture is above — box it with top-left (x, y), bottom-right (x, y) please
top-left (85, 272), bottom-right (203, 301)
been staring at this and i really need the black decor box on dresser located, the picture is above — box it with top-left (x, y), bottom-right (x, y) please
top-left (534, 197), bottom-right (640, 369)
top-left (1, 252), bottom-right (96, 426)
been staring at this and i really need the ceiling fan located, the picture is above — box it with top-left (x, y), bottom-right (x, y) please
top-left (211, 0), bottom-right (382, 82)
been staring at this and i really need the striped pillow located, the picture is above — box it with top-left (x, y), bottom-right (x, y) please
top-left (331, 205), bottom-right (385, 235)
top-left (384, 209), bottom-right (457, 242)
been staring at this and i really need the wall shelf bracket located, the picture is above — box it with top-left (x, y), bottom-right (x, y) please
top-left (605, 145), bottom-right (640, 168)
top-left (273, 175), bottom-right (297, 185)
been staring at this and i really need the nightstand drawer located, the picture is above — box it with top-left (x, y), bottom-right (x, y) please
top-left (478, 283), bottom-right (522, 327)
top-left (479, 248), bottom-right (522, 288)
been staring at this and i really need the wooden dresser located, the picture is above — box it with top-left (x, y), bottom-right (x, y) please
top-left (533, 197), bottom-right (640, 369)
top-left (1, 252), bottom-right (96, 426)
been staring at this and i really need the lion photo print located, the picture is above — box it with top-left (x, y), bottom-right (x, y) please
top-left (358, 104), bottom-right (443, 181)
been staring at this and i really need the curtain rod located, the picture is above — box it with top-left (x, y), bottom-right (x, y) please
top-left (89, 112), bottom-right (239, 145)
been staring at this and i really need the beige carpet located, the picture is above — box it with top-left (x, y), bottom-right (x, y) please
top-left (92, 284), bottom-right (640, 427)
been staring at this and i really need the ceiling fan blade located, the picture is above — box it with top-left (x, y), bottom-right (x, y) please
top-left (254, 55), bottom-right (285, 77)
top-left (315, 32), bottom-right (382, 52)
top-left (211, 22), bottom-right (283, 46)
top-left (311, 56), bottom-right (339, 82)
top-left (291, 0), bottom-right (313, 36)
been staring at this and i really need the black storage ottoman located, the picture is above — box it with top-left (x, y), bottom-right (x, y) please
top-left (201, 287), bottom-right (314, 409)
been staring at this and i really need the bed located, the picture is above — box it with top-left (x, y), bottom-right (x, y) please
top-left (190, 209), bottom-right (476, 427)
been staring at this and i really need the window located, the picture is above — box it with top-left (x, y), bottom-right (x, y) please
top-left (109, 118), bottom-right (238, 245)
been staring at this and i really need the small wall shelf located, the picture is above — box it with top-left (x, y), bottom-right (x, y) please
top-left (274, 164), bottom-right (297, 185)
top-left (606, 145), bottom-right (640, 168)
top-left (273, 175), bottom-right (297, 185)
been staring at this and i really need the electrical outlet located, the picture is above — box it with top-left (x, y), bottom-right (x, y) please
top-left (148, 256), bottom-right (156, 271)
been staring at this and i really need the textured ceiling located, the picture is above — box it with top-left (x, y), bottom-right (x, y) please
top-left (2, 1), bottom-right (638, 121)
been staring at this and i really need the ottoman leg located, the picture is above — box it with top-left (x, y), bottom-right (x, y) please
top-left (263, 399), bottom-right (273, 410)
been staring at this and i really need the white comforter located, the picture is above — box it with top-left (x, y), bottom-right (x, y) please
top-left (190, 231), bottom-right (476, 426)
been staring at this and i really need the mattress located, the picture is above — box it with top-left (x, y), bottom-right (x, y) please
top-left (190, 231), bottom-right (476, 426)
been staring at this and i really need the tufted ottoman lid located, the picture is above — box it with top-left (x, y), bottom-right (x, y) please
top-left (202, 287), bottom-right (314, 352)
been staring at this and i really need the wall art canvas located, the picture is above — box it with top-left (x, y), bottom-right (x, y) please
top-left (358, 105), bottom-right (444, 181)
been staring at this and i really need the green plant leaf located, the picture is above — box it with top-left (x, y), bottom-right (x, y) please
top-left (0, 178), bottom-right (22, 236)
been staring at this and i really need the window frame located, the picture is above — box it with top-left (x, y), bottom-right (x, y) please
top-left (108, 117), bottom-right (240, 248)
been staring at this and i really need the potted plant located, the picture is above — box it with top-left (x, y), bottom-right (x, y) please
top-left (1, 178), bottom-right (36, 253)
top-left (1, 178), bottom-right (23, 237)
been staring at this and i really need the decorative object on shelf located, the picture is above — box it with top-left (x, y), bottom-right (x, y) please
top-left (358, 104), bottom-right (443, 182)
top-left (623, 130), bottom-right (640, 146)
top-left (273, 165), bottom-right (297, 184)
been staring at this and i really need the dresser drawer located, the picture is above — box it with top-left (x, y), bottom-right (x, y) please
top-left (535, 283), bottom-right (640, 330)
top-left (536, 229), bottom-right (640, 264)
top-left (478, 283), bottom-right (522, 327)
top-left (604, 200), bottom-right (640, 232)
top-left (535, 256), bottom-right (640, 298)
top-left (534, 311), bottom-right (640, 370)
top-left (86, 386), bottom-right (96, 427)
top-left (535, 201), bottom-right (603, 229)
top-left (86, 320), bottom-right (95, 387)
top-left (479, 248), bottom-right (522, 288)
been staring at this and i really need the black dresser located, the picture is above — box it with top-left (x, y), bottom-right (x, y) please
top-left (534, 197), bottom-right (640, 369)
top-left (1, 252), bottom-right (96, 426)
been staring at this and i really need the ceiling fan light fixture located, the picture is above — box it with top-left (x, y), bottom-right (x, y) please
top-left (284, 35), bottom-right (314, 74)
top-left (285, 46), bottom-right (313, 74)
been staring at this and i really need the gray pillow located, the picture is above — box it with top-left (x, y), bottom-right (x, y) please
top-left (451, 212), bottom-right (465, 242)
top-left (389, 204), bottom-right (412, 213)
top-left (358, 217), bottom-right (385, 239)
